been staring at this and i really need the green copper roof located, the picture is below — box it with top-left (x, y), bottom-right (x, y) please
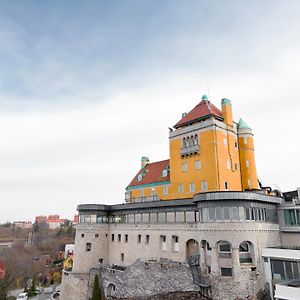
top-left (238, 118), bottom-right (251, 129)
top-left (221, 98), bottom-right (232, 106)
top-left (202, 95), bottom-right (208, 101)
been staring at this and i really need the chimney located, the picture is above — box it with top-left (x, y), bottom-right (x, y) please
top-left (141, 157), bottom-right (149, 169)
top-left (221, 98), bottom-right (233, 126)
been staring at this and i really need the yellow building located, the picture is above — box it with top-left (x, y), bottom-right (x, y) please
top-left (126, 95), bottom-right (259, 202)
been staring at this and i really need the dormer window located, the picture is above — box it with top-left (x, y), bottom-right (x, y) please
top-left (162, 170), bottom-right (168, 177)
top-left (137, 174), bottom-right (143, 182)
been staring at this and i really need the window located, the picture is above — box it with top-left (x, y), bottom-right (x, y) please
top-left (163, 186), bottom-right (168, 195)
top-left (173, 236), bottom-right (179, 252)
top-left (221, 267), bottom-right (232, 277)
top-left (216, 207), bottom-right (222, 219)
top-left (194, 134), bottom-right (198, 145)
top-left (244, 137), bottom-right (248, 144)
top-left (138, 235), bottom-right (141, 243)
top-left (227, 159), bottom-right (231, 170)
top-left (95, 234), bottom-right (99, 238)
top-left (146, 235), bottom-right (150, 244)
top-left (195, 160), bottom-right (201, 170)
top-left (271, 260), bottom-right (300, 281)
top-left (239, 242), bottom-right (249, 252)
top-left (239, 241), bottom-right (253, 264)
top-left (121, 253), bottom-right (124, 261)
top-left (81, 234), bottom-right (84, 238)
top-left (99, 258), bottom-right (103, 264)
top-left (140, 189), bottom-right (144, 197)
top-left (235, 163), bottom-right (238, 171)
top-left (189, 182), bottom-right (195, 192)
top-left (225, 181), bottom-right (229, 190)
top-left (201, 181), bottom-right (207, 192)
top-left (178, 184), bottom-right (184, 193)
top-left (158, 212), bottom-right (166, 222)
top-left (246, 160), bottom-right (250, 168)
top-left (224, 138), bottom-right (227, 145)
top-left (234, 141), bottom-right (238, 148)
top-left (219, 241), bottom-right (231, 253)
top-left (231, 207), bottom-right (239, 220)
top-left (118, 234), bottom-right (121, 242)
top-left (224, 207), bottom-right (230, 219)
top-left (219, 241), bottom-right (232, 258)
top-left (125, 234), bottom-right (128, 243)
top-left (142, 213), bottom-right (149, 223)
top-left (248, 179), bottom-right (252, 186)
top-left (151, 188), bottom-right (156, 196)
top-left (111, 234), bottom-right (114, 242)
top-left (209, 208), bottom-right (215, 220)
top-left (137, 174), bottom-right (143, 182)
top-left (161, 235), bottom-right (167, 251)
top-left (162, 169), bottom-right (168, 177)
top-left (181, 163), bottom-right (187, 172)
top-left (86, 243), bottom-right (91, 252)
top-left (284, 209), bottom-right (298, 226)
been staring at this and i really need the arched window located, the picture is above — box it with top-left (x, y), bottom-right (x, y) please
top-left (239, 241), bottom-right (253, 264)
top-left (191, 135), bottom-right (194, 146)
top-left (194, 134), bottom-right (198, 145)
top-left (183, 138), bottom-right (186, 148)
top-left (186, 137), bottom-right (190, 147)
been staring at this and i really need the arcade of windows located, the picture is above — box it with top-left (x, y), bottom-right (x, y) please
top-left (182, 134), bottom-right (198, 148)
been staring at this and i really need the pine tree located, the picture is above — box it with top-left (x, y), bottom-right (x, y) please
top-left (92, 274), bottom-right (101, 300)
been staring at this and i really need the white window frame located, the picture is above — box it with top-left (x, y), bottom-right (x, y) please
top-left (195, 160), bottom-right (201, 170)
top-left (181, 163), bottom-right (187, 172)
top-left (178, 184), bottom-right (184, 193)
top-left (201, 181), bottom-right (207, 192)
top-left (189, 182), bottom-right (195, 192)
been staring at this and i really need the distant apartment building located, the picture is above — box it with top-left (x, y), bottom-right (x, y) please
top-left (13, 221), bottom-right (33, 229)
top-left (35, 214), bottom-right (65, 229)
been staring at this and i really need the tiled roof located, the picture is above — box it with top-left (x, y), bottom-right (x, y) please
top-left (174, 99), bottom-right (223, 128)
top-left (127, 159), bottom-right (170, 188)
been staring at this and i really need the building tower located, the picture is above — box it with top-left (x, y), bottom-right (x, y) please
top-left (237, 118), bottom-right (259, 190)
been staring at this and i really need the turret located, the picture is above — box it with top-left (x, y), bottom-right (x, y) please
top-left (221, 98), bottom-right (233, 127)
top-left (237, 119), bottom-right (259, 190)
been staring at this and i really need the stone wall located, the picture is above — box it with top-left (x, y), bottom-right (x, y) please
top-left (98, 259), bottom-right (200, 299)
top-left (60, 272), bottom-right (89, 300)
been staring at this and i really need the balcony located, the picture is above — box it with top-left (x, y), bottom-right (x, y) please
top-left (180, 144), bottom-right (200, 157)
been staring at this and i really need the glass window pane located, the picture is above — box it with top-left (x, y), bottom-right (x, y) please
top-left (186, 211), bottom-right (195, 222)
top-left (245, 208), bottom-right (251, 220)
top-left (209, 208), bottom-right (215, 220)
top-left (271, 260), bottom-right (285, 280)
top-left (224, 207), bottom-right (230, 220)
top-left (176, 211), bottom-right (185, 222)
top-left (219, 242), bottom-right (231, 252)
top-left (239, 207), bottom-right (245, 220)
top-left (231, 207), bottom-right (239, 220)
top-left (158, 212), bottom-right (166, 223)
top-left (286, 261), bottom-right (294, 280)
top-left (167, 212), bottom-right (175, 223)
top-left (216, 207), bottom-right (222, 220)
top-left (142, 213), bottom-right (149, 223)
top-left (128, 214), bottom-right (134, 223)
top-left (135, 214), bottom-right (142, 223)
top-left (202, 208), bottom-right (208, 221)
top-left (150, 213), bottom-right (157, 223)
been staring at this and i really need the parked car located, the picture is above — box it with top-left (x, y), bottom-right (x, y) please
top-left (16, 292), bottom-right (28, 300)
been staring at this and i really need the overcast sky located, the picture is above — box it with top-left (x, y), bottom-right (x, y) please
top-left (0, 0), bottom-right (299, 223)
